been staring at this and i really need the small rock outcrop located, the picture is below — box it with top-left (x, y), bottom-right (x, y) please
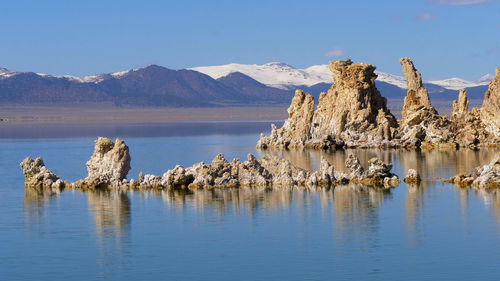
top-left (22, 138), bottom-right (400, 190)
top-left (452, 89), bottom-right (469, 118)
top-left (345, 154), bottom-right (400, 187)
top-left (445, 156), bottom-right (500, 188)
top-left (258, 57), bottom-right (500, 150)
top-left (20, 157), bottom-right (64, 189)
top-left (404, 169), bottom-right (421, 184)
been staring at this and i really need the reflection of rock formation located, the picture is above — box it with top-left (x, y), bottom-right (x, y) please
top-left (156, 187), bottom-right (336, 219)
top-left (87, 190), bottom-right (131, 240)
top-left (333, 185), bottom-right (390, 241)
top-left (405, 182), bottom-right (425, 241)
top-left (23, 187), bottom-right (59, 227)
top-left (474, 188), bottom-right (500, 225)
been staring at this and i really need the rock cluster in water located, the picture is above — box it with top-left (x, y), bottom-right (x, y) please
top-left (445, 156), bottom-right (500, 188)
top-left (257, 58), bottom-right (500, 150)
top-left (20, 137), bottom-right (400, 190)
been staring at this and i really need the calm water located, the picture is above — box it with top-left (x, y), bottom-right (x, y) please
top-left (2, 122), bottom-right (500, 280)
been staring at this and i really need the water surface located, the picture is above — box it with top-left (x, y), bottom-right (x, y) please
top-left (1, 122), bottom-right (500, 280)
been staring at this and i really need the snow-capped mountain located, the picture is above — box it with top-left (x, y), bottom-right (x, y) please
top-left (33, 66), bottom-right (154, 84)
top-left (191, 62), bottom-right (492, 91)
top-left (192, 62), bottom-right (329, 89)
top-left (427, 77), bottom-right (491, 91)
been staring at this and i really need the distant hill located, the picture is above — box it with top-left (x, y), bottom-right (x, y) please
top-left (0, 62), bottom-right (493, 107)
top-left (0, 65), bottom-right (295, 107)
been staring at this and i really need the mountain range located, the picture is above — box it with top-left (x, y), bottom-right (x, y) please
top-left (0, 62), bottom-right (493, 107)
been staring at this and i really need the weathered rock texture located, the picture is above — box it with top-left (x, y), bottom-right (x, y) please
top-left (257, 90), bottom-right (315, 148)
top-left (20, 157), bottom-right (64, 189)
top-left (258, 59), bottom-right (398, 149)
top-left (83, 137), bottom-right (131, 187)
top-left (445, 156), bottom-right (500, 188)
top-left (481, 67), bottom-right (500, 138)
top-left (399, 57), bottom-right (436, 119)
top-left (21, 138), bottom-right (400, 190)
top-left (257, 58), bottom-right (500, 150)
top-left (404, 169), bottom-right (421, 184)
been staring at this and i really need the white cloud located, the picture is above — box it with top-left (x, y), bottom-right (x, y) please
top-left (428, 0), bottom-right (496, 5)
top-left (415, 12), bottom-right (437, 21)
top-left (325, 47), bottom-right (345, 57)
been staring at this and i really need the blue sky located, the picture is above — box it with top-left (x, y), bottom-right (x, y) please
top-left (1, 0), bottom-right (499, 80)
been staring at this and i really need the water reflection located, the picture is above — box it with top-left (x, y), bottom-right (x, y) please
top-left (333, 185), bottom-right (390, 247)
top-left (23, 187), bottom-right (61, 233)
top-left (87, 190), bottom-right (131, 241)
top-left (261, 148), bottom-right (500, 180)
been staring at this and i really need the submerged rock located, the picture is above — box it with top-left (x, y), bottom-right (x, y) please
top-left (445, 156), bottom-right (500, 188)
top-left (404, 169), bottom-right (421, 184)
top-left (257, 57), bottom-right (500, 150)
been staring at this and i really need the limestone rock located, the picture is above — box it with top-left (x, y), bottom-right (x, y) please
top-left (257, 90), bottom-right (315, 149)
top-left (20, 157), bottom-right (64, 189)
top-left (472, 156), bottom-right (500, 188)
top-left (345, 154), bottom-right (400, 187)
top-left (399, 57), bottom-right (436, 119)
top-left (404, 169), bottom-right (421, 184)
top-left (237, 154), bottom-right (272, 186)
top-left (257, 59), bottom-right (398, 149)
top-left (445, 156), bottom-right (500, 188)
top-left (345, 153), bottom-right (364, 178)
top-left (452, 89), bottom-right (469, 118)
top-left (310, 60), bottom-right (398, 145)
top-left (162, 165), bottom-right (194, 188)
top-left (481, 67), bottom-right (500, 137)
top-left (85, 137), bottom-right (131, 186)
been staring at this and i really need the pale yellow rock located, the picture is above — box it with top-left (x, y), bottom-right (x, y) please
top-left (481, 67), bottom-right (500, 137)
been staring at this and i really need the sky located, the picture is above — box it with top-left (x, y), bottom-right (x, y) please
top-left (1, 0), bottom-right (499, 80)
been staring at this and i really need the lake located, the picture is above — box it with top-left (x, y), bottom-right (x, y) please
top-left (1, 121), bottom-right (500, 281)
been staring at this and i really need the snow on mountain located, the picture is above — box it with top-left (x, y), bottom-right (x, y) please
top-left (1, 63), bottom-right (494, 91)
top-left (193, 62), bottom-right (495, 91)
top-left (191, 62), bottom-right (330, 89)
top-left (0, 68), bottom-right (18, 79)
top-left (426, 77), bottom-right (491, 91)
top-left (192, 62), bottom-right (412, 90)
top-left (477, 74), bottom-right (494, 84)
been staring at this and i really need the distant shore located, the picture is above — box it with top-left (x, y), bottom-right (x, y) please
top-left (0, 98), bottom-right (482, 124)
top-left (0, 105), bottom-right (289, 123)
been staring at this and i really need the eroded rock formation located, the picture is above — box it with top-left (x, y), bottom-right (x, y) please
top-left (445, 156), bottom-right (500, 188)
top-left (481, 67), bottom-right (500, 137)
top-left (21, 138), bottom-right (400, 190)
top-left (258, 59), bottom-right (398, 149)
top-left (20, 157), bottom-right (64, 189)
top-left (257, 58), bottom-right (500, 150)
